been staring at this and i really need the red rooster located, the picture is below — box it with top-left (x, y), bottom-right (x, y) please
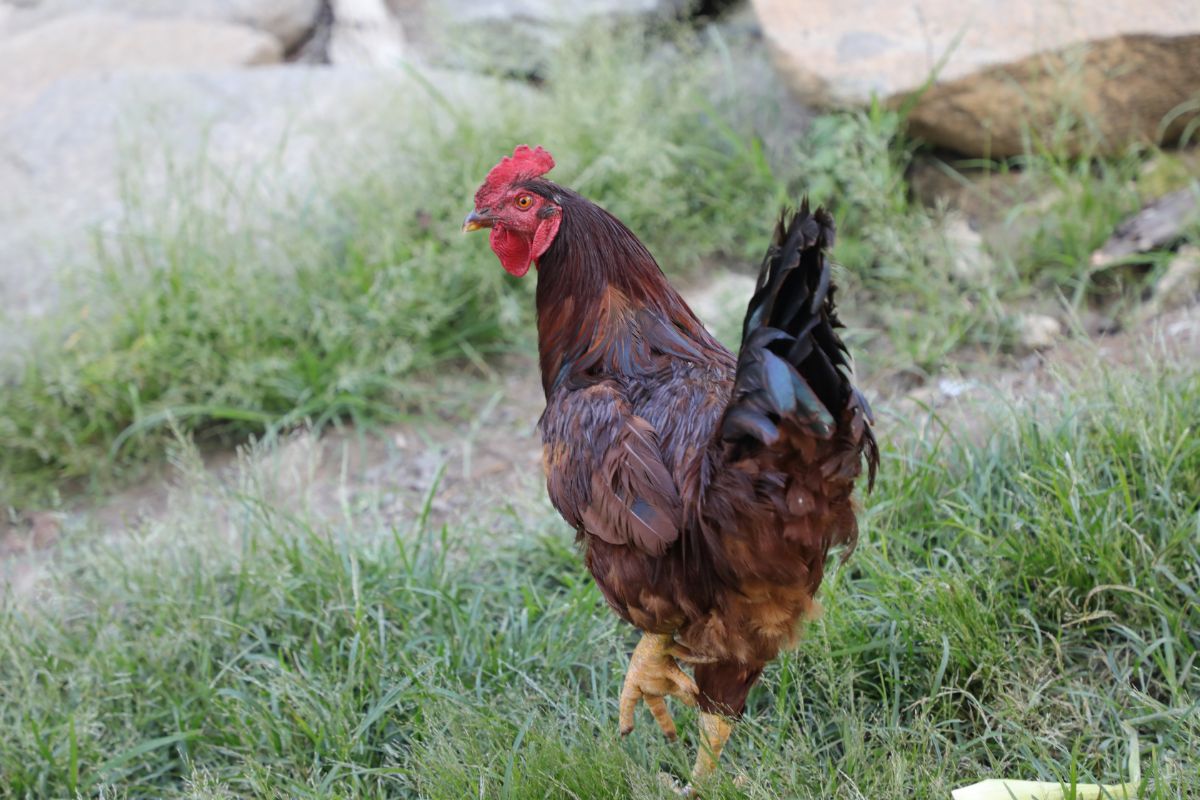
top-left (465, 146), bottom-right (878, 787)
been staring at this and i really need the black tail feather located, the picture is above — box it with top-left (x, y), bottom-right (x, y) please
top-left (720, 202), bottom-right (876, 488)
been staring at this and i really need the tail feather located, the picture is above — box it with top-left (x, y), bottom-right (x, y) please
top-left (720, 202), bottom-right (877, 487)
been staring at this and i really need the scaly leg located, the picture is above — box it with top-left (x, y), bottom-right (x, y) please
top-left (691, 711), bottom-right (734, 781)
top-left (659, 713), bottom-right (738, 798)
top-left (618, 633), bottom-right (698, 741)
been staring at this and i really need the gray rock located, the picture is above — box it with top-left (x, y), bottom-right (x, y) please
top-left (1, 0), bottom-right (321, 50)
top-left (1151, 245), bottom-right (1200, 313)
top-left (398, 0), bottom-right (687, 74)
top-left (1016, 313), bottom-right (1063, 351)
top-left (449, 0), bottom-right (681, 22)
top-left (941, 212), bottom-right (995, 283)
top-left (750, 0), bottom-right (1200, 157)
top-left (0, 65), bottom-right (499, 346)
top-left (328, 0), bottom-right (406, 66)
top-left (0, 12), bottom-right (282, 120)
top-left (1091, 188), bottom-right (1199, 268)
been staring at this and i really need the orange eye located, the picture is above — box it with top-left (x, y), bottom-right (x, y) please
top-left (515, 195), bottom-right (533, 209)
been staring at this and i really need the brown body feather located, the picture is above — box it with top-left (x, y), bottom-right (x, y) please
top-left (531, 181), bottom-right (878, 717)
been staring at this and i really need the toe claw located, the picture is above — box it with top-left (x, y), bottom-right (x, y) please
top-left (673, 674), bottom-right (699, 701)
top-left (644, 694), bottom-right (678, 740)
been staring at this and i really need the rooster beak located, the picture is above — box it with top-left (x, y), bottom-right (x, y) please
top-left (462, 209), bottom-right (492, 233)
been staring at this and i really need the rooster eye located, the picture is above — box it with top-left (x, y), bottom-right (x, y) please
top-left (515, 195), bottom-right (533, 209)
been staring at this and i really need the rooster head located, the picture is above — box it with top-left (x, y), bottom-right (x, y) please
top-left (464, 145), bottom-right (562, 277)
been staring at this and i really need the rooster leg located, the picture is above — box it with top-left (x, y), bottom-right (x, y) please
top-left (690, 711), bottom-right (734, 781)
top-left (618, 633), bottom-right (698, 741)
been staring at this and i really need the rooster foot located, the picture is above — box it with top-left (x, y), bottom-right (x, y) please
top-left (657, 771), bottom-right (749, 798)
top-left (653, 710), bottom-right (742, 798)
top-left (657, 772), bottom-right (692, 797)
top-left (618, 633), bottom-right (698, 741)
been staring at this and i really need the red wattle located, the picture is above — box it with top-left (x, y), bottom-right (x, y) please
top-left (490, 225), bottom-right (532, 277)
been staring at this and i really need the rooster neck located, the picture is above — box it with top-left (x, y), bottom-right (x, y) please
top-left (531, 193), bottom-right (710, 398)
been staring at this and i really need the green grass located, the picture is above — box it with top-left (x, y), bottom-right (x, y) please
top-left (1, 363), bottom-right (1195, 798)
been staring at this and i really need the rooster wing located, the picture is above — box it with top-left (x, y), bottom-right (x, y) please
top-left (542, 383), bottom-right (683, 557)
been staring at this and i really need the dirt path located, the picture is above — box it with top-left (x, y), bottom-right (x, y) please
top-left (887, 303), bottom-right (1200, 440)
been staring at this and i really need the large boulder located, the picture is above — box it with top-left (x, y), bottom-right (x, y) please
top-left (0, 68), bottom-right (344, 330)
top-left (392, 0), bottom-right (688, 74)
top-left (327, 0), bottom-right (407, 66)
top-left (0, 12), bottom-right (282, 118)
top-left (0, 0), bottom-right (321, 50)
top-left (0, 65), bottom-right (499, 347)
top-left (750, 0), bottom-right (1200, 156)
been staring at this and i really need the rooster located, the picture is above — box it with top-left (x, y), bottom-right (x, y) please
top-left (464, 145), bottom-right (878, 787)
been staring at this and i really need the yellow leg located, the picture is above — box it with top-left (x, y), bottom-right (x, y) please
top-left (618, 633), bottom-right (698, 741)
top-left (691, 711), bottom-right (734, 781)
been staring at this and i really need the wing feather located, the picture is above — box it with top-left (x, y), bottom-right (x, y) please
top-left (542, 384), bottom-right (682, 556)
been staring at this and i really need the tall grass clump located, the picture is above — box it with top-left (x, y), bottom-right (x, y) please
top-left (0, 363), bottom-right (1195, 798)
top-left (796, 109), bottom-right (1194, 377)
top-left (978, 145), bottom-right (1156, 307)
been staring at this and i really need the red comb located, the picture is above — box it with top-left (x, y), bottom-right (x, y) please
top-left (476, 145), bottom-right (556, 206)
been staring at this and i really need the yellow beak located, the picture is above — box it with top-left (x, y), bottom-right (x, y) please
top-left (462, 210), bottom-right (492, 233)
